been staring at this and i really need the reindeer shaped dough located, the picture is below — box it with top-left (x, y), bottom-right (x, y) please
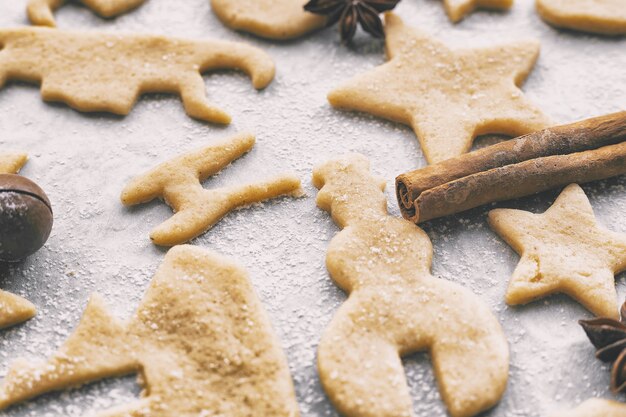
top-left (0, 245), bottom-right (300, 417)
top-left (0, 153), bottom-right (37, 329)
top-left (0, 28), bottom-right (274, 124)
top-left (27, 0), bottom-right (145, 27)
top-left (313, 154), bottom-right (509, 417)
top-left (121, 133), bottom-right (302, 246)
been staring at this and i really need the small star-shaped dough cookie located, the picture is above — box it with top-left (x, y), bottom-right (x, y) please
top-left (443, 0), bottom-right (513, 23)
top-left (536, 0), bottom-right (626, 36)
top-left (489, 183), bottom-right (626, 318)
top-left (328, 13), bottom-right (550, 164)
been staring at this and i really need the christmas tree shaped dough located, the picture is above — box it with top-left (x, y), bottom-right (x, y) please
top-left (0, 27), bottom-right (275, 124)
top-left (489, 184), bottom-right (626, 318)
top-left (211, 0), bottom-right (325, 39)
top-left (328, 13), bottom-right (550, 164)
top-left (121, 133), bottom-right (302, 246)
top-left (443, 0), bottom-right (514, 23)
top-left (27, 0), bottom-right (145, 27)
top-left (0, 153), bottom-right (37, 330)
top-left (536, 0), bottom-right (626, 36)
top-left (313, 154), bottom-right (509, 417)
top-left (549, 398), bottom-right (626, 417)
top-left (0, 245), bottom-right (300, 416)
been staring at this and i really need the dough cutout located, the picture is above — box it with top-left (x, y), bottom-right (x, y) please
top-left (121, 133), bottom-right (302, 246)
top-left (536, 0), bottom-right (626, 36)
top-left (548, 398), bottom-right (626, 417)
top-left (0, 245), bottom-right (301, 416)
top-left (0, 27), bottom-right (275, 125)
top-left (489, 184), bottom-right (626, 318)
top-left (0, 153), bottom-right (37, 330)
top-left (211, 0), bottom-right (326, 40)
top-left (328, 13), bottom-right (550, 164)
top-left (27, 0), bottom-right (146, 27)
top-left (312, 154), bottom-right (509, 417)
top-left (443, 0), bottom-right (514, 23)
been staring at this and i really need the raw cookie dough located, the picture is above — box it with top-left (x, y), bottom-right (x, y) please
top-left (0, 27), bottom-right (275, 124)
top-left (121, 133), bottom-right (302, 246)
top-left (536, 0), bottom-right (626, 36)
top-left (489, 183), bottom-right (626, 318)
top-left (328, 13), bottom-right (550, 164)
top-left (443, 0), bottom-right (514, 23)
top-left (548, 398), bottom-right (626, 417)
top-left (211, 0), bottom-right (326, 40)
top-left (27, 0), bottom-right (145, 27)
top-left (0, 245), bottom-right (301, 417)
top-left (313, 154), bottom-right (509, 417)
top-left (0, 153), bottom-right (36, 330)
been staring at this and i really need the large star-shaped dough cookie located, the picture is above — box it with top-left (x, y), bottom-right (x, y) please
top-left (328, 13), bottom-right (550, 164)
top-left (0, 153), bottom-right (36, 330)
top-left (489, 184), bottom-right (626, 318)
top-left (443, 0), bottom-right (513, 23)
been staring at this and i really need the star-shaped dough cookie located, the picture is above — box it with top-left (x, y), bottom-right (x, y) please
top-left (28, 0), bottom-right (145, 27)
top-left (443, 0), bottom-right (513, 23)
top-left (328, 13), bottom-right (550, 164)
top-left (489, 183), bottom-right (626, 318)
top-left (0, 153), bottom-right (36, 330)
top-left (536, 0), bottom-right (626, 36)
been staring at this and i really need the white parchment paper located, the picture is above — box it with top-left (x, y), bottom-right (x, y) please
top-left (0, 0), bottom-right (624, 416)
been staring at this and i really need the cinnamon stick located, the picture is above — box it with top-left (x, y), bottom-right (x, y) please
top-left (396, 112), bottom-right (626, 223)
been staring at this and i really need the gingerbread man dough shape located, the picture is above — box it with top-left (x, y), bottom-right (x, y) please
top-left (0, 27), bottom-right (275, 124)
top-left (211, 0), bottom-right (326, 40)
top-left (0, 245), bottom-right (300, 417)
top-left (0, 153), bottom-right (37, 330)
top-left (313, 154), bottom-right (509, 417)
top-left (536, 0), bottom-right (626, 36)
top-left (548, 398), bottom-right (626, 417)
top-left (121, 133), bottom-right (302, 246)
top-left (328, 13), bottom-right (550, 164)
top-left (443, 0), bottom-right (513, 23)
top-left (489, 183), bottom-right (626, 319)
top-left (27, 0), bottom-right (145, 27)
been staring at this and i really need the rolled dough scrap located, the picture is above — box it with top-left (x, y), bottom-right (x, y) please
top-left (312, 154), bottom-right (509, 417)
top-left (0, 245), bottom-right (301, 416)
top-left (536, 0), bottom-right (626, 36)
top-left (0, 27), bottom-right (275, 125)
top-left (443, 0), bottom-right (514, 23)
top-left (27, 0), bottom-right (146, 27)
top-left (121, 133), bottom-right (302, 246)
top-left (489, 183), bottom-right (626, 319)
top-left (0, 153), bottom-right (37, 330)
top-left (548, 398), bottom-right (626, 417)
top-left (328, 13), bottom-right (550, 164)
top-left (211, 0), bottom-right (326, 40)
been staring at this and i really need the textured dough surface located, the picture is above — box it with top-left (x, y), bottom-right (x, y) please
top-left (0, 27), bottom-right (275, 124)
top-left (548, 398), bottom-right (626, 417)
top-left (0, 153), bottom-right (37, 330)
top-left (489, 183), bottom-right (626, 318)
top-left (211, 0), bottom-right (325, 39)
top-left (328, 13), bottom-right (550, 164)
top-left (0, 245), bottom-right (300, 417)
top-left (312, 154), bottom-right (509, 417)
top-left (121, 133), bottom-right (302, 246)
top-left (536, 0), bottom-right (626, 35)
top-left (443, 0), bottom-right (514, 22)
top-left (27, 0), bottom-right (146, 27)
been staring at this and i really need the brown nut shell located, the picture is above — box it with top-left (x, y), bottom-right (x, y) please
top-left (0, 174), bottom-right (53, 262)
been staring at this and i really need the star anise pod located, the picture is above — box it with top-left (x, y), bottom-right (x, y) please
top-left (304, 0), bottom-right (401, 42)
top-left (579, 299), bottom-right (626, 393)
